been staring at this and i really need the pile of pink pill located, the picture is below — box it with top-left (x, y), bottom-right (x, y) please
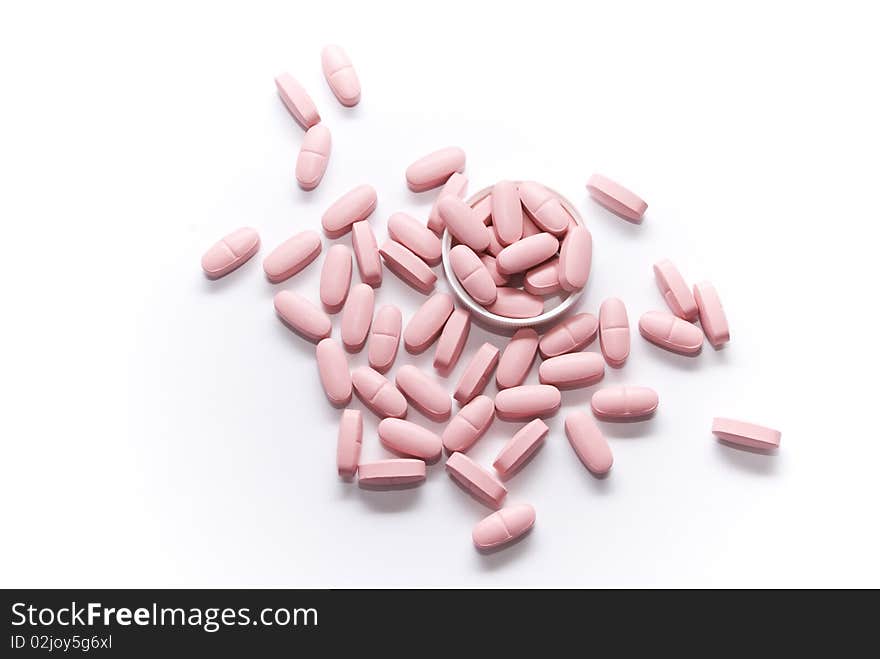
top-left (200, 45), bottom-right (782, 553)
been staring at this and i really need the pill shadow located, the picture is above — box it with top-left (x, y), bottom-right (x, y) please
top-left (714, 441), bottom-right (780, 475)
top-left (497, 441), bottom-right (546, 485)
top-left (273, 317), bottom-right (323, 358)
top-left (474, 528), bottom-right (534, 567)
top-left (643, 344), bottom-right (705, 371)
top-left (356, 484), bottom-right (424, 512)
top-left (586, 196), bottom-right (644, 229)
top-left (200, 262), bottom-right (258, 293)
top-left (601, 417), bottom-right (656, 439)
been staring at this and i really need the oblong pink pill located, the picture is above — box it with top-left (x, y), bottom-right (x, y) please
top-left (473, 504), bottom-right (535, 550)
top-left (263, 230), bottom-right (322, 283)
top-left (378, 418), bottom-right (442, 462)
top-left (485, 288), bottom-right (544, 319)
top-left (379, 240), bottom-right (436, 294)
top-left (712, 418), bottom-right (781, 451)
top-left (442, 395), bottom-right (494, 453)
top-left (471, 194), bottom-right (492, 225)
top-left (319, 244), bottom-right (352, 313)
top-left (446, 452), bottom-right (507, 509)
top-left (521, 214), bottom-right (542, 237)
top-left (586, 173), bottom-right (647, 222)
top-left (433, 308), bottom-right (471, 372)
top-left (341, 283), bottom-right (374, 352)
top-left (493, 419), bottom-right (548, 479)
top-left (454, 342), bottom-right (500, 404)
top-left (591, 386), bottom-right (658, 421)
top-left (485, 226), bottom-right (504, 256)
top-left (351, 220), bottom-right (382, 287)
top-left (653, 259), bottom-right (698, 321)
top-left (523, 257), bottom-right (562, 296)
top-left (638, 310), bottom-right (703, 356)
top-left (404, 293), bottom-right (454, 354)
top-left (538, 313), bottom-right (599, 358)
top-left (427, 173), bottom-right (468, 234)
top-left (539, 352), bottom-right (605, 389)
top-left (480, 254), bottom-right (510, 286)
top-left (558, 226), bottom-right (592, 292)
top-left (295, 124), bottom-right (331, 190)
top-left (599, 298), bottom-right (630, 367)
top-left (450, 244), bottom-right (498, 306)
top-left (496, 233), bottom-right (559, 275)
top-left (387, 212), bottom-right (442, 265)
top-left (358, 459), bottom-right (425, 487)
top-left (321, 185), bottom-right (377, 238)
top-left (351, 367), bottom-right (408, 419)
top-left (438, 196), bottom-right (491, 252)
top-left (565, 410), bottom-right (613, 476)
top-left (321, 44), bottom-right (361, 107)
top-left (494, 385), bottom-right (561, 421)
top-left (275, 73), bottom-right (320, 129)
top-left (274, 290), bottom-right (331, 342)
top-left (315, 338), bottom-right (352, 406)
top-left (405, 147), bottom-right (466, 192)
top-left (491, 180), bottom-right (523, 246)
top-left (496, 328), bottom-right (539, 390)
top-left (336, 409), bottom-right (362, 479)
top-left (367, 305), bottom-right (401, 373)
top-left (518, 181), bottom-right (569, 235)
top-left (694, 282), bottom-right (730, 348)
top-left (201, 227), bottom-right (260, 279)
top-left (395, 364), bottom-right (452, 422)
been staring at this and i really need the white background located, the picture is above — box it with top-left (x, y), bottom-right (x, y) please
top-left (2, 0), bottom-right (878, 588)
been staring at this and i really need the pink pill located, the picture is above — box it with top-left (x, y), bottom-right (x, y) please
top-left (336, 409), bottom-right (362, 479)
top-left (350, 221), bottom-right (382, 287)
top-left (395, 364), bottom-right (452, 422)
top-left (523, 258), bottom-right (562, 296)
top-left (639, 310), bottom-right (703, 356)
top-left (315, 338), bottom-right (352, 406)
top-left (378, 418), bottom-right (442, 462)
top-left (379, 240), bottom-right (436, 294)
top-left (446, 452), bottom-right (507, 509)
top-left (494, 385), bottom-right (561, 421)
top-left (491, 180), bottom-right (524, 245)
top-left (591, 386), bottom-right (658, 421)
top-left (351, 367), bottom-right (408, 419)
top-left (433, 308), bottom-right (471, 372)
top-left (274, 290), bottom-right (331, 342)
top-left (539, 352), bottom-right (605, 389)
top-left (438, 196), bottom-right (491, 252)
top-left (263, 230), bottom-right (322, 284)
top-left (358, 459), bottom-right (425, 487)
top-left (450, 244), bottom-right (498, 306)
top-left (598, 298), bottom-right (630, 367)
top-left (341, 283), bottom-right (374, 352)
top-left (201, 227), bottom-right (260, 279)
top-left (321, 44), bottom-right (361, 107)
top-left (521, 213), bottom-right (542, 238)
top-left (319, 244), bottom-right (352, 313)
top-left (565, 410), bottom-right (613, 476)
top-left (367, 305), bottom-right (401, 373)
top-left (538, 312), bottom-right (599, 358)
top-left (480, 254), bottom-right (510, 286)
top-left (653, 259), bottom-right (698, 321)
top-left (694, 282), bottom-right (730, 349)
top-left (496, 233), bottom-right (559, 275)
top-left (427, 173), bottom-right (469, 234)
top-left (586, 173), bottom-right (647, 222)
top-left (712, 418), bottom-right (781, 451)
top-left (387, 212), bottom-right (442, 265)
top-left (274, 73), bottom-right (320, 130)
top-left (454, 342), bottom-right (500, 404)
top-left (493, 419), bottom-right (548, 479)
top-left (295, 124), bottom-right (331, 191)
top-left (471, 194), bottom-right (493, 225)
top-left (485, 288), bottom-right (544, 319)
top-left (321, 184), bottom-right (378, 238)
top-left (404, 293), bottom-right (454, 354)
top-left (473, 504), bottom-right (536, 551)
top-left (518, 181), bottom-right (569, 235)
top-left (496, 328), bottom-right (539, 390)
top-left (485, 225), bottom-right (504, 256)
top-left (442, 395), bottom-right (494, 454)
top-left (405, 147), bottom-right (466, 192)
top-left (558, 226), bottom-right (592, 292)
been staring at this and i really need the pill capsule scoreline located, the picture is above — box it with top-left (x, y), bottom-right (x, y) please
top-left (472, 504), bottom-right (536, 551)
top-left (321, 45), bottom-right (361, 107)
top-left (351, 367), bottom-right (408, 419)
top-left (590, 385), bottom-right (658, 421)
top-left (449, 244), bottom-right (498, 306)
top-left (201, 227), bottom-right (260, 279)
top-left (336, 409), bottom-right (363, 479)
top-left (638, 310), bottom-right (703, 356)
top-left (295, 124), bottom-right (331, 190)
top-left (598, 298), bottom-right (630, 368)
top-left (367, 305), bottom-right (402, 373)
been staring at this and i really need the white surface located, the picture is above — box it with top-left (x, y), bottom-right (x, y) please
top-left (2, 0), bottom-right (879, 588)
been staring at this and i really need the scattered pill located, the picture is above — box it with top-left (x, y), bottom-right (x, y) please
top-left (378, 418), bottom-right (443, 462)
top-left (433, 308), bottom-right (471, 372)
top-left (201, 227), bottom-right (260, 279)
top-left (321, 45), bottom-right (361, 107)
top-left (496, 233), bottom-right (560, 275)
top-left (539, 352), bottom-right (605, 389)
top-left (521, 213), bottom-right (542, 237)
top-left (341, 283), bottom-right (374, 352)
top-left (694, 282), bottom-right (730, 348)
top-left (518, 181), bottom-right (569, 235)
top-left (395, 365), bottom-right (452, 422)
top-left (321, 184), bottom-right (378, 238)
top-left (493, 419), bottom-right (548, 479)
top-left (586, 173), bottom-right (647, 222)
top-left (472, 504), bottom-right (536, 551)
top-left (485, 287), bottom-right (544, 318)
top-left (598, 298), bottom-right (630, 367)
top-left (406, 147), bottom-right (466, 192)
top-left (446, 452), bottom-right (507, 509)
top-left (712, 418), bottom-right (781, 451)
top-left (494, 385), bottom-right (562, 421)
top-left (564, 410), bottom-right (613, 476)
top-left (319, 244), bottom-right (352, 313)
top-left (337, 409), bottom-right (363, 479)
top-left (351, 367), bottom-right (408, 419)
top-left (387, 212), bottom-right (442, 265)
top-left (274, 73), bottom-right (320, 129)
top-left (653, 259), bottom-right (698, 321)
top-left (538, 312), bottom-right (599, 358)
top-left (379, 240), bottom-right (437, 294)
top-left (449, 244), bottom-right (498, 305)
top-left (591, 385), bottom-right (658, 421)
top-left (351, 220), bottom-right (383, 287)
top-left (263, 230), bottom-right (322, 283)
top-left (404, 293), bottom-right (454, 354)
top-left (639, 310), bottom-right (703, 356)
top-left (523, 257), bottom-right (563, 296)
top-left (427, 173), bottom-right (469, 234)
top-left (557, 226), bottom-right (592, 292)
top-left (438, 196), bottom-right (491, 252)
top-left (491, 180), bottom-right (524, 245)
top-left (367, 305), bottom-right (402, 373)
top-left (441, 395), bottom-right (495, 453)
top-left (484, 224), bottom-right (504, 256)
top-left (480, 254), bottom-right (510, 286)
top-left (496, 328), bottom-right (539, 389)
top-left (471, 194), bottom-right (492, 225)
top-left (454, 342), bottom-right (500, 404)
top-left (316, 338), bottom-right (352, 406)
top-left (358, 459), bottom-right (426, 487)
top-left (274, 290), bottom-right (332, 342)
top-left (295, 124), bottom-right (331, 190)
